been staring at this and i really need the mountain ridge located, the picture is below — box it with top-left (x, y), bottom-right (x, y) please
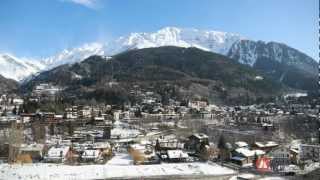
top-left (22, 46), bottom-right (284, 105)
top-left (0, 27), bottom-right (317, 92)
top-left (228, 40), bottom-right (318, 91)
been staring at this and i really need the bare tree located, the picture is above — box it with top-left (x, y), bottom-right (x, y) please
top-left (8, 122), bottom-right (23, 163)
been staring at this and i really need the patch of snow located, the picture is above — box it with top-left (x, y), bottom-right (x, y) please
top-left (107, 153), bottom-right (133, 165)
top-left (284, 93), bottom-right (308, 99)
top-left (304, 162), bottom-right (320, 173)
top-left (0, 161), bottom-right (235, 180)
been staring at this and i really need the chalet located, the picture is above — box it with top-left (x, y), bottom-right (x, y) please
top-left (113, 110), bottom-right (122, 121)
top-left (267, 146), bottom-right (290, 159)
top-left (60, 146), bottom-right (80, 164)
top-left (235, 141), bottom-right (249, 149)
top-left (20, 113), bottom-right (36, 123)
top-left (18, 144), bottom-right (44, 162)
top-left (54, 114), bottom-right (63, 123)
top-left (253, 141), bottom-right (279, 152)
top-left (128, 143), bottom-right (159, 165)
top-left (44, 146), bottom-right (70, 163)
top-left (93, 142), bottom-right (112, 160)
top-left (166, 150), bottom-right (189, 162)
top-left (188, 100), bottom-right (208, 111)
top-left (81, 149), bottom-right (101, 162)
top-left (94, 116), bottom-right (105, 125)
top-left (231, 148), bottom-right (265, 166)
top-left (44, 112), bottom-right (56, 123)
top-left (78, 106), bottom-right (91, 118)
top-left (262, 123), bottom-right (274, 131)
top-left (185, 133), bottom-right (209, 153)
top-left (299, 144), bottom-right (320, 162)
top-left (289, 147), bottom-right (300, 164)
top-left (155, 139), bottom-right (184, 151)
top-left (12, 98), bottom-right (24, 105)
top-left (267, 146), bottom-right (290, 171)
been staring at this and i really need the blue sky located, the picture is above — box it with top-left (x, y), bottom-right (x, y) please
top-left (0, 0), bottom-right (318, 60)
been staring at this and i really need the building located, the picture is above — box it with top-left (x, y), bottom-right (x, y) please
top-left (18, 144), bottom-right (44, 162)
top-left (188, 101), bottom-right (208, 111)
top-left (300, 144), bottom-right (320, 162)
top-left (231, 148), bottom-right (265, 166)
top-left (128, 143), bottom-right (159, 165)
top-left (235, 141), bottom-right (249, 149)
top-left (166, 150), bottom-right (189, 162)
top-left (267, 146), bottom-right (290, 171)
top-left (44, 146), bottom-right (70, 163)
top-left (155, 139), bottom-right (184, 151)
top-left (185, 133), bottom-right (209, 153)
top-left (253, 141), bottom-right (279, 152)
top-left (81, 149), bottom-right (101, 162)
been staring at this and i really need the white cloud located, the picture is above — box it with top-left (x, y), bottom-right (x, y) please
top-left (61, 0), bottom-right (99, 9)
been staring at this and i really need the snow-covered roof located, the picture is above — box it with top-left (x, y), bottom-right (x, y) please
top-left (47, 146), bottom-right (69, 158)
top-left (255, 141), bottom-right (279, 148)
top-left (111, 126), bottom-right (141, 139)
top-left (262, 123), bottom-right (273, 127)
top-left (94, 117), bottom-right (105, 121)
top-left (93, 142), bottom-right (111, 149)
top-left (20, 144), bottom-right (44, 152)
top-left (167, 150), bottom-right (189, 159)
top-left (252, 150), bottom-right (265, 156)
top-left (235, 148), bottom-right (265, 157)
top-left (82, 149), bottom-right (100, 158)
top-left (129, 144), bottom-right (152, 152)
top-left (290, 148), bottom-right (299, 154)
top-left (54, 115), bottom-right (63, 118)
top-left (235, 141), bottom-right (248, 148)
top-left (192, 133), bottom-right (208, 139)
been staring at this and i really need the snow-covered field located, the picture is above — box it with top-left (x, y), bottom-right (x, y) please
top-left (229, 174), bottom-right (287, 180)
top-left (0, 154), bottom-right (235, 180)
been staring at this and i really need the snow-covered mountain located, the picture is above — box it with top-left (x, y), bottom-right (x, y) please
top-left (228, 40), bottom-right (317, 74)
top-left (0, 53), bottom-right (45, 81)
top-left (0, 26), bottom-right (317, 86)
top-left (0, 27), bottom-right (248, 81)
top-left (40, 27), bottom-right (243, 68)
top-left (104, 27), bottom-right (243, 55)
top-left (42, 43), bottom-right (105, 69)
top-left (227, 40), bottom-right (318, 91)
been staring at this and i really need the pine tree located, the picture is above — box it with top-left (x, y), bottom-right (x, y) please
top-left (218, 135), bottom-right (229, 161)
top-left (67, 121), bottom-right (74, 136)
top-left (218, 134), bottom-right (226, 150)
top-left (253, 152), bottom-right (258, 169)
top-left (49, 123), bottom-right (55, 136)
top-left (12, 106), bottom-right (17, 115)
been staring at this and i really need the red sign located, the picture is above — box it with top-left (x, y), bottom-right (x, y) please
top-left (256, 157), bottom-right (271, 172)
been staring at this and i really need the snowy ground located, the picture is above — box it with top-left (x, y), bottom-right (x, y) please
top-left (229, 174), bottom-right (287, 180)
top-left (0, 153), bottom-right (236, 180)
top-left (106, 153), bottom-right (133, 165)
top-left (111, 121), bottom-right (141, 139)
